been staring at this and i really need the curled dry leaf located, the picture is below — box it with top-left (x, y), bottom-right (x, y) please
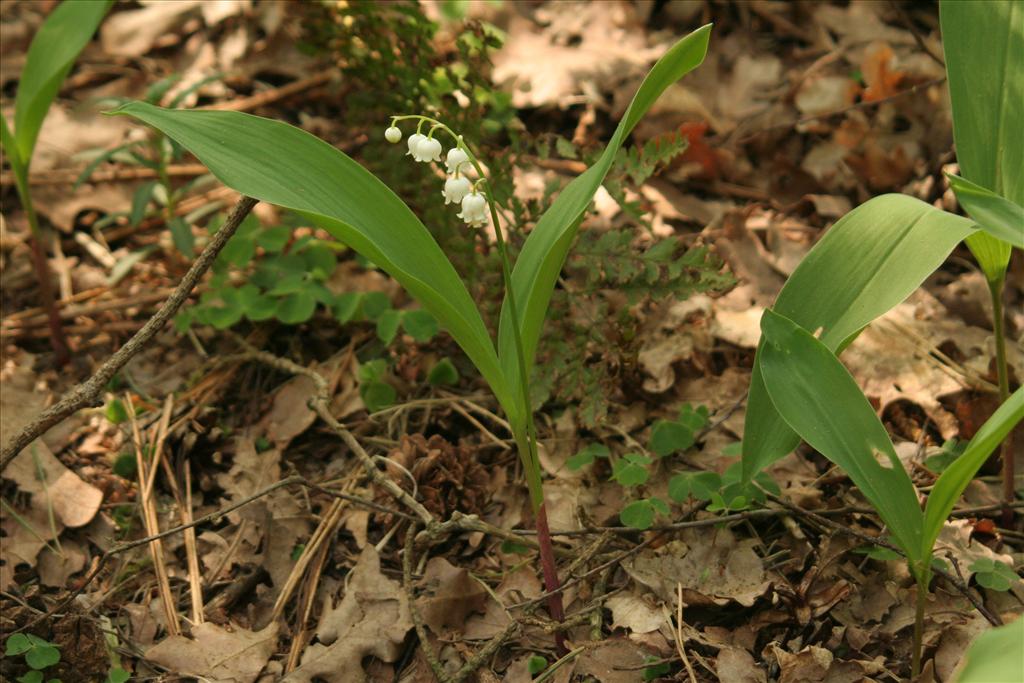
top-left (145, 621), bottom-right (278, 683)
top-left (285, 546), bottom-right (413, 682)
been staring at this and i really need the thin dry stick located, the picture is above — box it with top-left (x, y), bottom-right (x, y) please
top-left (674, 583), bottom-right (697, 683)
top-left (403, 524), bottom-right (450, 683)
top-left (0, 195), bottom-right (259, 474)
top-left (269, 497), bottom-right (346, 623)
top-left (128, 395), bottom-right (181, 637)
top-left (285, 535), bottom-right (331, 673)
top-left (183, 462), bottom-right (204, 625)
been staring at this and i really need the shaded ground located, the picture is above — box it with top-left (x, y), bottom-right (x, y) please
top-left (1, 2), bottom-right (1021, 682)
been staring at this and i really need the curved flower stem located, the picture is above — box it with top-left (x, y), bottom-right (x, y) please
top-left (391, 114), bottom-right (566, 649)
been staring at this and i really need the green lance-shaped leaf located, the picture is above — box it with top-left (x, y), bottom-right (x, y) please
top-left (922, 386), bottom-right (1023, 561)
top-left (741, 195), bottom-right (976, 482)
top-left (10, 0), bottom-right (112, 166)
top-left (953, 176), bottom-right (1019, 286)
top-left (110, 103), bottom-right (516, 423)
top-left (953, 616), bottom-right (1024, 683)
top-left (948, 173), bottom-right (1023, 250)
top-left (758, 309), bottom-right (924, 566)
top-left (497, 25), bottom-right (712, 399)
top-left (940, 0), bottom-right (1022, 282)
top-left (940, 0), bottom-right (1023, 207)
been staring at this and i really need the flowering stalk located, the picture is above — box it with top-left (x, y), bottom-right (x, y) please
top-left (387, 115), bottom-right (566, 648)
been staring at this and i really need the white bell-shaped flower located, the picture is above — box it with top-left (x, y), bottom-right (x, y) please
top-left (385, 125), bottom-right (402, 143)
top-left (458, 191), bottom-right (489, 228)
top-left (442, 176), bottom-right (473, 205)
top-left (406, 133), bottom-right (427, 158)
top-left (410, 136), bottom-right (442, 163)
top-left (445, 147), bottom-right (469, 174)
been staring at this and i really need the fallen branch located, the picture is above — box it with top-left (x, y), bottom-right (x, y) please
top-left (0, 195), bottom-right (259, 474)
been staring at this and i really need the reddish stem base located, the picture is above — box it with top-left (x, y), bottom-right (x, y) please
top-left (535, 502), bottom-right (567, 654)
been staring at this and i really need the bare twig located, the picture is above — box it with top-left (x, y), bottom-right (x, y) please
top-left (224, 336), bottom-right (435, 525)
top-left (404, 524), bottom-right (450, 683)
top-left (0, 196), bottom-right (259, 474)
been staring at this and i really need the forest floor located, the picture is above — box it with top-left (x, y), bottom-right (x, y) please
top-left (1, 2), bottom-right (1021, 682)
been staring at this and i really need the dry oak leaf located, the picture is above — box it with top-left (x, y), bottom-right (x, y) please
top-left (284, 546), bottom-right (413, 682)
top-left (415, 557), bottom-right (488, 636)
top-left (144, 622), bottom-right (278, 683)
top-left (625, 529), bottom-right (771, 607)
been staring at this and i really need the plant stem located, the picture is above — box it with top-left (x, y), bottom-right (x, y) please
top-left (988, 277), bottom-right (1015, 521)
top-left (404, 114), bottom-right (568, 646)
top-left (473, 152), bottom-right (568, 652)
top-left (12, 166), bottom-right (69, 366)
top-left (911, 571), bottom-right (928, 679)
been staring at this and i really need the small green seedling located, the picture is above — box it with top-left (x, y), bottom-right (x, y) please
top-left (969, 558), bottom-right (1018, 592)
top-left (5, 633), bottom-right (61, 683)
top-left (649, 404), bottom-right (708, 456)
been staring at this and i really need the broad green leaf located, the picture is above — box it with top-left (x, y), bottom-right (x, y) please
top-left (497, 25), bottom-right (712, 406)
top-left (758, 309), bottom-right (924, 565)
top-left (947, 173), bottom-right (1022, 258)
top-left (12, 0), bottom-right (112, 164)
top-left (941, 1), bottom-right (1021, 285)
top-left (742, 195), bottom-right (976, 481)
top-left (922, 386), bottom-right (1023, 560)
top-left (940, 1), bottom-right (1023, 206)
top-left (953, 617), bottom-right (1024, 683)
top-left (109, 102), bottom-right (516, 425)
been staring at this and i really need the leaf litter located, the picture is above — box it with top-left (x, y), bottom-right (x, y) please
top-left (1, 1), bottom-right (1021, 681)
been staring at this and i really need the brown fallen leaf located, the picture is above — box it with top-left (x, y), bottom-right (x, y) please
top-left (573, 638), bottom-right (653, 683)
top-left (285, 546), bottom-right (413, 682)
top-left (415, 557), bottom-right (488, 636)
top-left (625, 529), bottom-right (772, 607)
top-left (145, 621), bottom-right (278, 683)
top-left (1, 354), bottom-right (102, 588)
top-left (716, 647), bottom-right (767, 683)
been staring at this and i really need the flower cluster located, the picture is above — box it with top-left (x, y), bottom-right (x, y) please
top-left (385, 123), bottom-right (489, 228)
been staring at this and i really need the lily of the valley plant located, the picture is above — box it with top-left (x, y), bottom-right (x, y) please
top-left (112, 25), bottom-right (714, 645)
top-left (738, 1), bottom-right (1022, 677)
